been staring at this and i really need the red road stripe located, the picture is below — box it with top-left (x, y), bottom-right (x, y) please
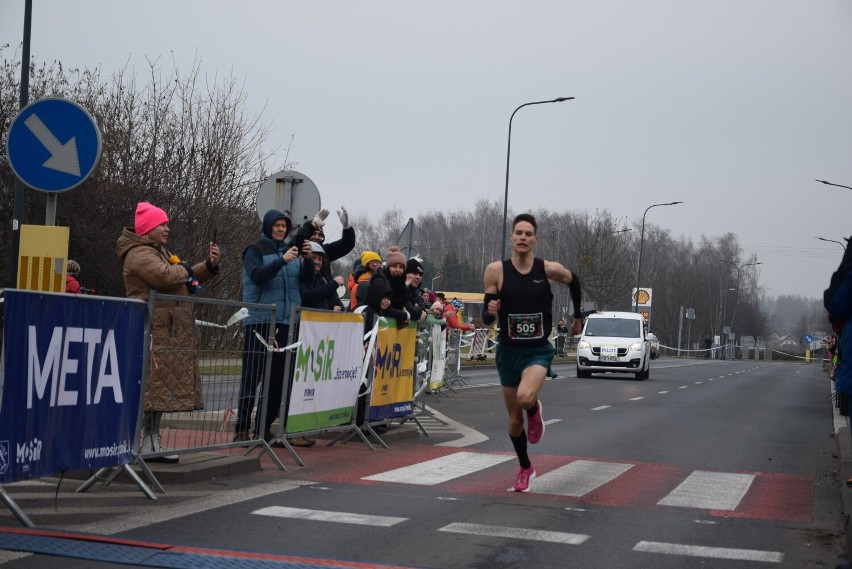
top-left (710, 471), bottom-right (814, 522)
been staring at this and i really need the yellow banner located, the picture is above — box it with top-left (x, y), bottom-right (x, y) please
top-left (369, 320), bottom-right (416, 417)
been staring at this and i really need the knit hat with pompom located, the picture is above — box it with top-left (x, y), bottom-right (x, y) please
top-left (385, 246), bottom-right (406, 267)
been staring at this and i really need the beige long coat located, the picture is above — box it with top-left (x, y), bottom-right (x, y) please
top-left (116, 228), bottom-right (217, 412)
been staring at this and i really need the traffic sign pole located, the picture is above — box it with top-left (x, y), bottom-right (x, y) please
top-left (9, 0), bottom-right (32, 288)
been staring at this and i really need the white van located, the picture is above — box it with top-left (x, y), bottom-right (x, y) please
top-left (576, 311), bottom-right (650, 380)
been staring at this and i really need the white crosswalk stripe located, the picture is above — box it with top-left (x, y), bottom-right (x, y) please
top-left (657, 471), bottom-right (755, 511)
top-left (532, 459), bottom-right (634, 497)
top-left (363, 451), bottom-right (513, 485)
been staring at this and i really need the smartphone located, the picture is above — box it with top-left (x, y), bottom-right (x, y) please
top-left (212, 229), bottom-right (217, 245)
top-left (295, 235), bottom-right (306, 252)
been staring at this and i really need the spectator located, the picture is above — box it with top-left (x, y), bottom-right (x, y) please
top-left (444, 298), bottom-right (473, 332)
top-left (236, 209), bottom-right (313, 446)
top-left (301, 242), bottom-right (345, 311)
top-left (348, 251), bottom-right (382, 310)
top-left (426, 301), bottom-right (448, 329)
top-left (555, 319), bottom-right (569, 356)
top-left (366, 246), bottom-right (421, 327)
top-left (405, 258), bottom-right (429, 317)
top-left (116, 202), bottom-right (220, 462)
top-left (65, 259), bottom-right (95, 294)
top-left (826, 237), bottom-right (852, 414)
top-left (290, 206), bottom-right (355, 283)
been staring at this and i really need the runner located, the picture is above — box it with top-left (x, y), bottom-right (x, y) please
top-left (482, 213), bottom-right (583, 492)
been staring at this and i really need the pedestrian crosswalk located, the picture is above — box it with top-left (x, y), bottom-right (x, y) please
top-left (358, 450), bottom-right (812, 522)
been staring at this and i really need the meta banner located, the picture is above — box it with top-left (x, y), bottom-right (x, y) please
top-left (0, 290), bottom-right (146, 482)
top-left (287, 309), bottom-right (364, 433)
top-left (369, 319), bottom-right (416, 422)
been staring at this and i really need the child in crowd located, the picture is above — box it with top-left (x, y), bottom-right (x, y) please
top-left (426, 300), bottom-right (447, 329)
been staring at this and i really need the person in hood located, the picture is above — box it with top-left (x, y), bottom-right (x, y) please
top-left (826, 236), bottom-right (852, 416)
top-left (116, 202), bottom-right (220, 462)
top-left (236, 209), bottom-right (314, 446)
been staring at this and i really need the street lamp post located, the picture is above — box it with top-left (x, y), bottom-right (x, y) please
top-left (719, 260), bottom-right (761, 328)
top-left (431, 273), bottom-right (443, 290)
top-left (719, 259), bottom-right (760, 360)
top-left (816, 179), bottom-right (852, 191)
top-left (633, 202), bottom-right (683, 312)
top-left (816, 236), bottom-right (847, 251)
top-left (501, 97), bottom-right (574, 261)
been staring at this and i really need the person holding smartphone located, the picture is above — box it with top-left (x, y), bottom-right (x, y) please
top-left (236, 210), bottom-right (312, 445)
top-left (117, 202), bottom-right (220, 462)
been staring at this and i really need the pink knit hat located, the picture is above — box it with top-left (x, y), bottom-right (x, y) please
top-left (135, 202), bottom-right (169, 236)
top-left (431, 301), bottom-right (443, 311)
top-left (385, 246), bottom-right (406, 267)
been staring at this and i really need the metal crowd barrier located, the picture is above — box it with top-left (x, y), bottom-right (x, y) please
top-left (84, 293), bottom-right (287, 494)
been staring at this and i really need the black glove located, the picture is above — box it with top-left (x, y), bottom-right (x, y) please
top-left (179, 261), bottom-right (194, 278)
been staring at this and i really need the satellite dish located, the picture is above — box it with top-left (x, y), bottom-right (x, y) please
top-left (256, 170), bottom-right (322, 234)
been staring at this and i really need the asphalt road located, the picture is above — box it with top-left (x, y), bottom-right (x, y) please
top-left (0, 358), bottom-right (845, 568)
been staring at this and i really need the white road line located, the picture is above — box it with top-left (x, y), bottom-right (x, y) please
top-left (694, 381), bottom-right (703, 384)
top-left (543, 418), bottom-right (562, 426)
top-left (633, 541), bottom-right (783, 563)
top-left (629, 397), bottom-right (645, 401)
top-left (533, 460), bottom-right (634, 497)
top-left (658, 390), bottom-right (669, 394)
top-left (363, 452), bottom-right (513, 485)
top-left (657, 470), bottom-right (755, 511)
top-left (425, 406), bottom-right (489, 448)
top-left (678, 386), bottom-right (688, 389)
top-left (439, 523), bottom-right (590, 545)
top-left (69, 479), bottom-right (314, 535)
top-left (253, 506), bottom-right (406, 527)
top-left (591, 405), bottom-right (610, 411)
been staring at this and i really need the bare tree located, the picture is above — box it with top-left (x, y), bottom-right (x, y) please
top-left (1, 48), bottom-right (285, 302)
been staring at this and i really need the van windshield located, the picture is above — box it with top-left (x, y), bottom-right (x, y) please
top-left (584, 318), bottom-right (641, 338)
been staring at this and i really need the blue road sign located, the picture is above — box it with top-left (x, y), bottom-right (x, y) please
top-left (6, 97), bottom-right (102, 192)
top-left (804, 333), bottom-right (814, 344)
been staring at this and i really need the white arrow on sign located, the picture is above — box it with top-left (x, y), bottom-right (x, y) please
top-left (23, 113), bottom-right (81, 177)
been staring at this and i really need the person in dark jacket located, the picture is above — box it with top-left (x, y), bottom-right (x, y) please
top-left (289, 206), bottom-right (355, 283)
top-left (236, 210), bottom-right (312, 444)
top-left (301, 242), bottom-right (345, 311)
top-left (366, 246), bottom-right (423, 328)
top-left (826, 237), bottom-right (852, 408)
top-left (405, 257), bottom-right (430, 314)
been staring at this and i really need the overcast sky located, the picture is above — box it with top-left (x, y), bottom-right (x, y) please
top-left (3, 1), bottom-right (851, 300)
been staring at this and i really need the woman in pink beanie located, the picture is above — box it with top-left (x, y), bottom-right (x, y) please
top-left (116, 202), bottom-right (221, 463)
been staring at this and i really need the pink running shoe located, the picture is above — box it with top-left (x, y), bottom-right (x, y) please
top-left (512, 466), bottom-right (536, 492)
top-left (527, 400), bottom-right (545, 444)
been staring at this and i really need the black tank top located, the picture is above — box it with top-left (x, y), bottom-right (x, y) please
top-left (498, 257), bottom-right (553, 347)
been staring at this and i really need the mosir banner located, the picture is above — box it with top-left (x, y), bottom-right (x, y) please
top-left (369, 319), bottom-right (416, 422)
top-left (0, 290), bottom-right (146, 482)
top-left (287, 309), bottom-right (365, 433)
